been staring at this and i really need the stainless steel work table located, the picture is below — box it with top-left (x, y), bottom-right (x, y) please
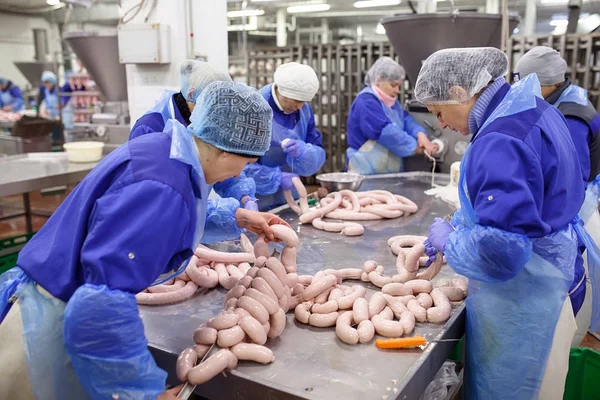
top-left (140, 172), bottom-right (465, 400)
top-left (0, 153), bottom-right (97, 232)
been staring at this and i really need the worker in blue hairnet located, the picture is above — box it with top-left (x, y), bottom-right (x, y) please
top-left (0, 77), bottom-right (24, 112)
top-left (37, 70), bottom-right (62, 119)
top-left (130, 60), bottom-right (260, 215)
top-left (417, 47), bottom-right (594, 400)
top-left (515, 46), bottom-right (600, 337)
top-left (245, 62), bottom-right (326, 211)
top-left (346, 57), bottom-right (437, 174)
top-left (0, 81), bottom-right (289, 400)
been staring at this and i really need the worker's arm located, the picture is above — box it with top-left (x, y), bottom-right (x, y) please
top-left (66, 180), bottom-right (190, 398)
top-left (403, 111), bottom-right (427, 139)
top-left (445, 132), bottom-right (538, 282)
top-left (285, 105), bottom-right (326, 176)
top-left (213, 171), bottom-right (257, 202)
top-left (357, 95), bottom-right (417, 157)
top-left (8, 85), bottom-right (24, 111)
top-left (203, 197), bottom-right (244, 243)
top-left (60, 83), bottom-right (73, 106)
top-left (243, 163), bottom-right (282, 196)
top-left (129, 112), bottom-right (166, 141)
top-left (36, 86), bottom-right (45, 116)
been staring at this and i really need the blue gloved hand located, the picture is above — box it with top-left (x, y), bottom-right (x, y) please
top-left (243, 196), bottom-right (259, 211)
top-left (423, 239), bottom-right (438, 266)
top-left (427, 217), bottom-right (454, 254)
top-left (280, 172), bottom-right (299, 191)
top-left (282, 139), bottom-right (304, 159)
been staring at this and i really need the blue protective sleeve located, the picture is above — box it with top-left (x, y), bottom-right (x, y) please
top-left (467, 131), bottom-right (547, 236)
top-left (565, 116), bottom-right (592, 182)
top-left (446, 223), bottom-right (532, 282)
top-left (243, 163), bottom-right (282, 195)
top-left (80, 180), bottom-right (191, 294)
top-left (129, 112), bottom-right (166, 140)
top-left (9, 85), bottom-right (24, 110)
top-left (60, 83), bottom-right (73, 106)
top-left (378, 123), bottom-right (418, 158)
top-left (64, 284), bottom-right (167, 400)
top-left (203, 197), bottom-right (242, 243)
top-left (403, 112), bottom-right (426, 139)
top-left (213, 171), bottom-right (257, 201)
top-left (285, 106), bottom-right (326, 176)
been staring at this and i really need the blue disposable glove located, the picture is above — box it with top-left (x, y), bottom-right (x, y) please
top-left (243, 197), bottom-right (259, 211)
top-left (423, 239), bottom-right (438, 266)
top-left (427, 217), bottom-right (454, 254)
top-left (280, 172), bottom-right (299, 191)
top-left (282, 139), bottom-right (304, 159)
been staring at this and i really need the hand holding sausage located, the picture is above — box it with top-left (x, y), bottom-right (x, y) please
top-left (235, 209), bottom-right (292, 243)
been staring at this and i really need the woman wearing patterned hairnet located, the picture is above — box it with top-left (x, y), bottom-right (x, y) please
top-left (245, 62), bottom-right (326, 211)
top-left (0, 81), bottom-right (289, 400)
top-left (346, 57), bottom-right (437, 175)
top-left (130, 60), bottom-right (261, 217)
top-left (417, 47), bottom-right (595, 399)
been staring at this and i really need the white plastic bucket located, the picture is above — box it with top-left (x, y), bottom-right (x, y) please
top-left (62, 141), bottom-right (104, 163)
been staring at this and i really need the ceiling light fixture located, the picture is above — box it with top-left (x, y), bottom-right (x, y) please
top-left (354, 0), bottom-right (401, 8)
top-left (376, 23), bottom-right (387, 34)
top-left (227, 9), bottom-right (265, 18)
top-left (287, 4), bottom-right (331, 13)
top-left (47, 0), bottom-right (62, 5)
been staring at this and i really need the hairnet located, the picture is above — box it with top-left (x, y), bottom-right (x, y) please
top-left (364, 57), bottom-right (406, 86)
top-left (0, 77), bottom-right (7, 85)
top-left (414, 47), bottom-right (508, 105)
top-left (41, 71), bottom-right (57, 84)
top-left (188, 81), bottom-right (273, 157)
top-left (274, 62), bottom-right (319, 102)
top-left (514, 46), bottom-right (567, 86)
top-left (180, 60), bottom-right (232, 103)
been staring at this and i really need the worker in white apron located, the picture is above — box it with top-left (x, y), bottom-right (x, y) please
top-left (418, 47), bottom-right (583, 399)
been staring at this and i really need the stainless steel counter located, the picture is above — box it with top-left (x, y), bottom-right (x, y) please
top-left (0, 153), bottom-right (97, 197)
top-left (140, 172), bottom-right (465, 400)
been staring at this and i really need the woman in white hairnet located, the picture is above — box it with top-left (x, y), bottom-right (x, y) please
top-left (0, 81), bottom-right (289, 400)
top-left (130, 60), bottom-right (261, 230)
top-left (514, 46), bottom-right (600, 342)
top-left (418, 47), bottom-right (587, 399)
top-left (346, 57), bottom-right (437, 174)
top-left (244, 62), bottom-right (326, 211)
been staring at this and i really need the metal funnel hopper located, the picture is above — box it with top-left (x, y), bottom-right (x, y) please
top-left (381, 13), bottom-right (520, 84)
top-left (14, 62), bottom-right (56, 87)
top-left (63, 32), bottom-right (127, 102)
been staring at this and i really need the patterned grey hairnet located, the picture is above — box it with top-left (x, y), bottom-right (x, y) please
top-left (188, 81), bottom-right (273, 157)
top-left (180, 60), bottom-right (232, 103)
top-left (514, 46), bottom-right (567, 86)
top-left (414, 47), bottom-right (508, 105)
top-left (364, 57), bottom-right (406, 86)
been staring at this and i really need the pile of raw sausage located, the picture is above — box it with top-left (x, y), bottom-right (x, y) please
top-left (284, 177), bottom-right (418, 237)
top-left (176, 225), bottom-right (302, 386)
top-left (0, 111), bottom-right (22, 122)
top-left (293, 257), bottom-right (467, 345)
top-left (135, 234), bottom-right (258, 305)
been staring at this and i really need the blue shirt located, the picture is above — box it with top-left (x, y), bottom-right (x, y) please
top-left (17, 133), bottom-right (198, 302)
top-left (346, 90), bottom-right (424, 150)
top-left (0, 82), bottom-right (24, 111)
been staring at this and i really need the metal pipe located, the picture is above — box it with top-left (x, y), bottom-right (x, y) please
top-left (185, 0), bottom-right (194, 59)
top-left (501, 0), bottom-right (509, 51)
top-left (567, 0), bottom-right (582, 34)
top-left (276, 9), bottom-right (287, 47)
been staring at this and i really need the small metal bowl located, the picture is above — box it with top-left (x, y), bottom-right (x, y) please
top-left (316, 172), bottom-right (365, 192)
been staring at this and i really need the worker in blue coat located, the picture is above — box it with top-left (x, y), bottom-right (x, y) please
top-left (514, 47), bottom-right (600, 330)
top-left (346, 57), bottom-right (437, 174)
top-left (244, 62), bottom-right (326, 211)
top-left (37, 71), bottom-right (62, 119)
top-left (130, 60), bottom-right (260, 214)
top-left (418, 47), bottom-right (592, 399)
top-left (0, 81), bottom-right (289, 400)
top-left (0, 78), bottom-right (24, 112)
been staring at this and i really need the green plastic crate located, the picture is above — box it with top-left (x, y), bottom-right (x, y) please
top-left (564, 347), bottom-right (600, 400)
top-left (0, 233), bottom-right (35, 275)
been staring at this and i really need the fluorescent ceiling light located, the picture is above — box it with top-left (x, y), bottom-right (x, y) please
top-left (354, 0), bottom-right (401, 8)
top-left (287, 4), bottom-right (331, 13)
top-left (549, 19), bottom-right (568, 26)
top-left (539, 0), bottom-right (568, 4)
top-left (376, 23), bottom-right (387, 34)
top-left (227, 24), bottom-right (259, 31)
top-left (227, 9), bottom-right (265, 18)
top-left (47, 0), bottom-right (61, 4)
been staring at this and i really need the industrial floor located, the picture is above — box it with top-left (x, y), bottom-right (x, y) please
top-left (1, 187), bottom-right (600, 355)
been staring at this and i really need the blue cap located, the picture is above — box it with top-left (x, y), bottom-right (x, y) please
top-left (41, 71), bottom-right (57, 84)
top-left (0, 78), bottom-right (7, 85)
top-left (188, 81), bottom-right (272, 157)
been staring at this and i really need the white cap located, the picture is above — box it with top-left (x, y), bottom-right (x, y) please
top-left (274, 62), bottom-right (319, 102)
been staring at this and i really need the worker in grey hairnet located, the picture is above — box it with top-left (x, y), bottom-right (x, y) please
top-left (417, 46), bottom-right (591, 400)
top-left (129, 59), bottom-right (261, 216)
top-left (346, 57), bottom-right (437, 174)
top-left (515, 46), bottom-right (600, 343)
